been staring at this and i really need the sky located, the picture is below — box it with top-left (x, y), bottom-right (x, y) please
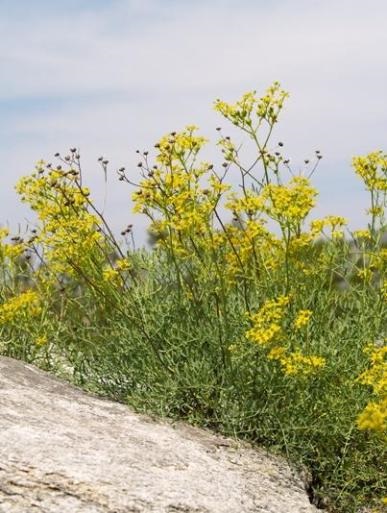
top-left (1, 0), bottom-right (387, 245)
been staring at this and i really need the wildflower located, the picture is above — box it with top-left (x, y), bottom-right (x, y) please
top-left (261, 177), bottom-right (317, 228)
top-left (35, 335), bottom-right (48, 346)
top-left (294, 309), bottom-right (312, 329)
top-left (102, 268), bottom-right (120, 282)
top-left (0, 290), bottom-right (41, 325)
top-left (354, 229), bottom-right (372, 241)
top-left (246, 295), bottom-right (290, 346)
top-left (310, 216), bottom-right (347, 237)
top-left (115, 258), bottom-right (132, 272)
top-left (356, 341), bottom-right (387, 433)
top-left (214, 82), bottom-right (289, 128)
top-left (278, 351), bottom-right (326, 377)
top-left (352, 151), bottom-right (387, 191)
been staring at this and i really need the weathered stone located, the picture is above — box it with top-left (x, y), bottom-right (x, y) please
top-left (0, 356), bottom-right (318, 513)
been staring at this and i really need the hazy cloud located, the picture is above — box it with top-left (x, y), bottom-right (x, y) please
top-left (1, 0), bottom-right (387, 242)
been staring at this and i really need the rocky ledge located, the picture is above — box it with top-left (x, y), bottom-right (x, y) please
top-left (0, 356), bottom-right (318, 513)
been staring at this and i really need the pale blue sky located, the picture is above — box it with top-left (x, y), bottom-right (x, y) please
top-left (1, 0), bottom-right (387, 243)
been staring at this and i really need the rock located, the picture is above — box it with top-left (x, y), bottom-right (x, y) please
top-left (0, 356), bottom-right (318, 513)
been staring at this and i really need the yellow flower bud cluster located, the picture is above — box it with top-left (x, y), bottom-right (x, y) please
top-left (214, 82), bottom-right (289, 128)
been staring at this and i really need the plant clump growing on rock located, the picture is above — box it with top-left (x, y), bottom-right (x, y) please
top-left (0, 83), bottom-right (386, 513)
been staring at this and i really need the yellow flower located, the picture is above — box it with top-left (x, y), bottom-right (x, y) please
top-left (262, 177), bottom-right (317, 227)
top-left (115, 258), bottom-right (132, 272)
top-left (102, 268), bottom-right (120, 282)
top-left (35, 335), bottom-right (48, 346)
top-left (356, 400), bottom-right (386, 432)
top-left (279, 351), bottom-right (326, 377)
top-left (246, 295), bottom-right (290, 346)
top-left (0, 227), bottom-right (10, 240)
top-left (356, 341), bottom-right (387, 433)
top-left (294, 309), bottom-right (312, 329)
top-left (353, 229), bottom-right (372, 241)
top-left (310, 216), bottom-right (347, 237)
top-left (214, 83), bottom-right (289, 128)
top-left (352, 151), bottom-right (387, 191)
top-left (268, 346), bottom-right (287, 360)
top-left (0, 290), bottom-right (41, 325)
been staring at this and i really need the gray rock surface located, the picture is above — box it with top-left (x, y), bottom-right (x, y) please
top-left (0, 356), bottom-right (318, 513)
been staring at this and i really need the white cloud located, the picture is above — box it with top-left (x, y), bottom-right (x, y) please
top-left (1, 0), bottom-right (386, 242)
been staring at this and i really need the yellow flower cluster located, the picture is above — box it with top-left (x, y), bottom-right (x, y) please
top-left (356, 342), bottom-right (387, 433)
top-left (132, 127), bottom-right (231, 259)
top-left (155, 125), bottom-right (207, 166)
top-left (16, 164), bottom-right (104, 276)
top-left (214, 82), bottom-right (289, 128)
top-left (352, 151), bottom-right (387, 191)
top-left (102, 267), bottom-right (120, 282)
top-left (353, 229), bottom-right (372, 241)
top-left (35, 335), bottom-right (48, 346)
top-left (246, 295), bottom-right (290, 346)
top-left (261, 177), bottom-right (317, 228)
top-left (247, 298), bottom-right (324, 377)
top-left (0, 227), bottom-right (26, 260)
top-left (102, 258), bottom-right (132, 284)
top-left (310, 216), bottom-right (347, 237)
top-left (226, 191), bottom-right (264, 217)
top-left (294, 309), bottom-right (312, 329)
top-left (0, 290), bottom-right (41, 325)
top-left (268, 348), bottom-right (326, 377)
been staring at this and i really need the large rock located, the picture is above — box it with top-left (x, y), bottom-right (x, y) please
top-left (0, 356), bottom-right (317, 513)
